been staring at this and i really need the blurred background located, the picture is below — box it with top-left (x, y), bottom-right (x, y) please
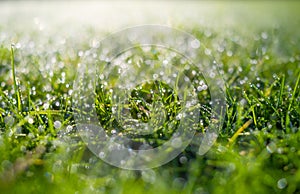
top-left (1, 1), bottom-right (299, 36)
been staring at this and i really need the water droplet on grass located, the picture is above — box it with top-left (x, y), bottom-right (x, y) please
top-left (227, 50), bottom-right (233, 57)
top-left (55, 101), bottom-right (60, 107)
top-left (179, 156), bottom-right (188, 164)
top-left (277, 178), bottom-right (287, 189)
top-left (205, 48), bottom-right (211, 55)
top-left (277, 147), bottom-right (284, 154)
top-left (38, 125), bottom-right (45, 133)
top-left (99, 152), bottom-right (105, 159)
top-left (191, 39), bottom-right (200, 49)
top-left (197, 84), bottom-right (208, 92)
top-left (54, 121), bottom-right (62, 129)
top-left (27, 117), bottom-right (34, 124)
top-left (66, 125), bottom-right (73, 133)
top-left (261, 32), bottom-right (268, 39)
top-left (267, 123), bottom-right (272, 129)
top-left (163, 59), bottom-right (168, 65)
top-left (266, 142), bottom-right (276, 153)
top-left (176, 113), bottom-right (183, 120)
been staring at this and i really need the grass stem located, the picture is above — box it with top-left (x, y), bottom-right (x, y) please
top-left (11, 44), bottom-right (22, 113)
top-left (285, 72), bottom-right (300, 132)
top-left (227, 119), bottom-right (253, 147)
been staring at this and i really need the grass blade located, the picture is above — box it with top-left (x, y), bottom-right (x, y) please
top-left (11, 44), bottom-right (22, 113)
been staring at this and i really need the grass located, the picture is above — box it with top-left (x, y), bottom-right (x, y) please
top-left (0, 1), bottom-right (300, 194)
top-left (10, 45), bottom-right (22, 113)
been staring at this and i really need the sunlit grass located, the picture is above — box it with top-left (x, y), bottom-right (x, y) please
top-left (0, 1), bottom-right (300, 194)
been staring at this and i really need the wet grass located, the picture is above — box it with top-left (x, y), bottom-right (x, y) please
top-left (1, 2), bottom-right (300, 194)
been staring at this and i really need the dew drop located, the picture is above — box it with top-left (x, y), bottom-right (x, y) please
top-left (227, 50), bottom-right (233, 57)
top-left (27, 117), bottom-right (34, 124)
top-left (277, 178), bottom-right (287, 189)
top-left (179, 156), bottom-right (188, 164)
top-left (267, 123), bottom-right (272, 129)
top-left (54, 121), bottom-right (62, 129)
top-left (55, 101), bottom-right (60, 107)
top-left (205, 48), bottom-right (211, 55)
top-left (43, 103), bottom-right (49, 111)
top-left (99, 152), bottom-right (106, 159)
top-left (38, 125), bottom-right (45, 133)
top-left (209, 72), bottom-right (216, 78)
top-left (99, 74), bottom-right (104, 80)
top-left (66, 125), bottom-right (73, 133)
top-left (261, 32), bottom-right (268, 39)
top-left (176, 113), bottom-right (182, 120)
top-left (266, 142), bottom-right (276, 153)
top-left (191, 39), bottom-right (200, 49)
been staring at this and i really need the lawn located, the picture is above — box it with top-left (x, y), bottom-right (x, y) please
top-left (0, 1), bottom-right (300, 194)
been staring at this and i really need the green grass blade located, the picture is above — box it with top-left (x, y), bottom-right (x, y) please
top-left (10, 44), bottom-right (22, 113)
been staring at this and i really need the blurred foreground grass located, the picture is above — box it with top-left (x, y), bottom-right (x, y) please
top-left (0, 1), bottom-right (300, 194)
